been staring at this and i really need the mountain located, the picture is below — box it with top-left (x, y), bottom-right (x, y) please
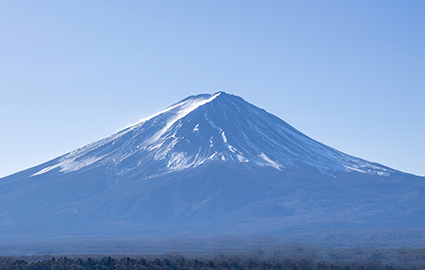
top-left (0, 92), bottom-right (424, 247)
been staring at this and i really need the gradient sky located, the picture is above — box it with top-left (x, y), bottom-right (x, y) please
top-left (1, 1), bottom-right (424, 178)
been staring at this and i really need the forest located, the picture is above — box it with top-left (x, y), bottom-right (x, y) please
top-left (1, 255), bottom-right (422, 270)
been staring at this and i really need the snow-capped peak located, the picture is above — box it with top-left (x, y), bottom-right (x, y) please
top-left (31, 92), bottom-right (396, 179)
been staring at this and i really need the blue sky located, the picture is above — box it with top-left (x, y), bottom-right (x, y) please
top-left (1, 1), bottom-right (424, 177)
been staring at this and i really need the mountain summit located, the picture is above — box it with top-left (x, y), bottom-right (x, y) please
top-left (0, 92), bottom-right (424, 245)
top-left (32, 92), bottom-right (393, 180)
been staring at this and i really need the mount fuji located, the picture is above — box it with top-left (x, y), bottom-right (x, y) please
top-left (1, 92), bottom-right (424, 246)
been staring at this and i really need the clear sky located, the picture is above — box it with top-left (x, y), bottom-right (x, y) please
top-left (0, 1), bottom-right (424, 178)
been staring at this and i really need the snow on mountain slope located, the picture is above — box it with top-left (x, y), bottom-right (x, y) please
top-left (31, 91), bottom-right (394, 180)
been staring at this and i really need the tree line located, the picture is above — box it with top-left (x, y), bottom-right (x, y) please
top-left (3, 256), bottom-right (410, 270)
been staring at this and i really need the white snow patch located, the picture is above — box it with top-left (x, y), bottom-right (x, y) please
top-left (167, 152), bottom-right (190, 170)
top-left (129, 94), bottom-right (219, 128)
top-left (144, 93), bottom-right (221, 150)
top-left (345, 166), bottom-right (366, 174)
top-left (228, 145), bottom-right (237, 153)
top-left (237, 154), bottom-right (249, 162)
top-left (31, 155), bottom-right (105, 176)
top-left (31, 164), bottom-right (61, 176)
top-left (221, 131), bottom-right (227, 143)
top-left (258, 152), bottom-right (282, 170)
top-left (154, 138), bottom-right (179, 160)
top-left (60, 156), bottom-right (105, 172)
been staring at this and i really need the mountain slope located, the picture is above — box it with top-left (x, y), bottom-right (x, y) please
top-left (0, 92), bottom-right (424, 242)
